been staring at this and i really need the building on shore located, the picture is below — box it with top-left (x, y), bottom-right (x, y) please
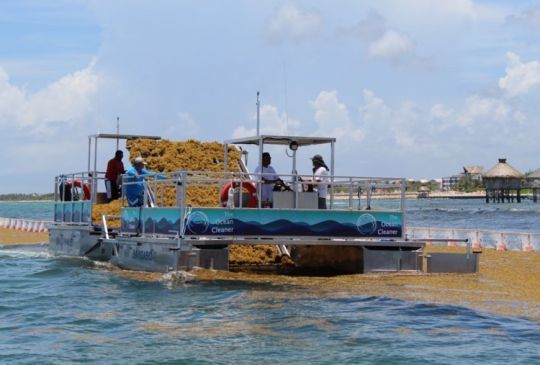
top-left (441, 166), bottom-right (483, 192)
top-left (417, 186), bottom-right (430, 198)
top-left (442, 175), bottom-right (460, 191)
top-left (526, 168), bottom-right (540, 203)
top-left (462, 166), bottom-right (484, 182)
top-left (483, 158), bottom-right (524, 203)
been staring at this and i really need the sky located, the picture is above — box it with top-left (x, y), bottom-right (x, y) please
top-left (1, 0), bottom-right (540, 193)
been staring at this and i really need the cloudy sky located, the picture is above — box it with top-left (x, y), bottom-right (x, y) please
top-left (1, 0), bottom-right (540, 193)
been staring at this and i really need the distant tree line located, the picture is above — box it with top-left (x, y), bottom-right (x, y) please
top-left (406, 180), bottom-right (439, 192)
top-left (453, 176), bottom-right (484, 192)
top-left (0, 193), bottom-right (54, 201)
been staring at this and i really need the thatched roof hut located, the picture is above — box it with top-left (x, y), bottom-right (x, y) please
top-left (528, 167), bottom-right (540, 179)
top-left (463, 166), bottom-right (484, 175)
top-left (484, 158), bottom-right (523, 179)
top-left (417, 185), bottom-right (429, 198)
top-left (483, 158), bottom-right (524, 197)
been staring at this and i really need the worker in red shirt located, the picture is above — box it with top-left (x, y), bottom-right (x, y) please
top-left (105, 150), bottom-right (125, 202)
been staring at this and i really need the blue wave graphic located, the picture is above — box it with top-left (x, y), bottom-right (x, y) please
top-left (125, 217), bottom-right (402, 238)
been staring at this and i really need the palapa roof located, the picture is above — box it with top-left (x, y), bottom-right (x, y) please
top-left (528, 167), bottom-right (540, 179)
top-left (483, 158), bottom-right (524, 179)
top-left (463, 166), bottom-right (484, 174)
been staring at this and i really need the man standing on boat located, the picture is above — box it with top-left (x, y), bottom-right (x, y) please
top-left (252, 152), bottom-right (283, 208)
top-left (125, 156), bottom-right (151, 207)
top-left (105, 150), bottom-right (125, 202)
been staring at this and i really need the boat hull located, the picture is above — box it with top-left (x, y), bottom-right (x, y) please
top-left (48, 225), bottom-right (113, 261)
top-left (109, 236), bottom-right (229, 273)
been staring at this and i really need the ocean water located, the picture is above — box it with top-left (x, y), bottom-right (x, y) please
top-left (1, 246), bottom-right (539, 365)
top-left (1, 200), bottom-right (540, 364)
top-left (0, 201), bottom-right (54, 221)
top-left (337, 198), bottom-right (540, 232)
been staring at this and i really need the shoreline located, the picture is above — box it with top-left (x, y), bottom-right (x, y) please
top-left (334, 191), bottom-right (487, 200)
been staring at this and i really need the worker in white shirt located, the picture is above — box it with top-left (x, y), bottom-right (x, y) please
top-left (310, 154), bottom-right (329, 209)
top-left (253, 152), bottom-right (283, 207)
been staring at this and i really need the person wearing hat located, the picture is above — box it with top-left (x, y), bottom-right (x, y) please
top-left (252, 152), bottom-right (284, 207)
top-left (124, 156), bottom-right (153, 207)
top-left (105, 150), bottom-right (125, 202)
top-left (310, 154), bottom-right (329, 209)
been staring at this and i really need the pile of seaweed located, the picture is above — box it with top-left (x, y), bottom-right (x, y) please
top-left (92, 138), bottom-right (284, 267)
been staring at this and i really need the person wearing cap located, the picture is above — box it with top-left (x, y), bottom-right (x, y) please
top-left (105, 150), bottom-right (125, 202)
top-left (252, 152), bottom-right (283, 207)
top-left (124, 156), bottom-right (153, 207)
top-left (310, 154), bottom-right (329, 209)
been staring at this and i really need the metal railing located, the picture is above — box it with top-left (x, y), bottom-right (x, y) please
top-left (119, 170), bottom-right (406, 212)
top-left (53, 171), bottom-right (108, 225)
top-left (54, 171), bottom-right (107, 203)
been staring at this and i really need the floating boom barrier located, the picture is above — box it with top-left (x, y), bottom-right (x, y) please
top-left (406, 226), bottom-right (539, 252)
top-left (0, 217), bottom-right (50, 232)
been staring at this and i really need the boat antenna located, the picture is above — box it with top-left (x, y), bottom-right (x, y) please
top-left (283, 60), bottom-right (289, 133)
top-left (116, 116), bottom-right (120, 150)
top-left (256, 91), bottom-right (260, 136)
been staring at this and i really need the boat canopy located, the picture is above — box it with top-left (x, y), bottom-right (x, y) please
top-left (224, 135), bottom-right (335, 147)
top-left (224, 134), bottom-right (336, 207)
top-left (89, 133), bottom-right (161, 141)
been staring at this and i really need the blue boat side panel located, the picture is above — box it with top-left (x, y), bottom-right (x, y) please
top-left (54, 201), bottom-right (92, 224)
top-left (121, 208), bottom-right (142, 233)
top-left (121, 207), bottom-right (403, 238)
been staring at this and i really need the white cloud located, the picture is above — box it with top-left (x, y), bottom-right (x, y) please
top-left (456, 94), bottom-right (511, 126)
top-left (359, 90), bottom-right (420, 148)
top-left (232, 104), bottom-right (300, 138)
top-left (310, 90), bottom-right (364, 142)
top-left (381, 0), bottom-right (507, 25)
top-left (359, 89), bottom-right (392, 127)
top-left (0, 62), bottom-right (99, 135)
top-left (394, 130), bottom-right (415, 147)
top-left (344, 10), bottom-right (418, 64)
top-left (431, 104), bottom-right (453, 119)
top-left (498, 52), bottom-right (540, 97)
top-left (164, 112), bottom-right (199, 138)
top-left (369, 29), bottom-right (414, 59)
top-left (507, 5), bottom-right (540, 27)
top-left (266, 2), bottom-right (322, 42)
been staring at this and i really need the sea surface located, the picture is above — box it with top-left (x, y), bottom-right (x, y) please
top-left (1, 200), bottom-right (540, 364)
top-left (0, 201), bottom-right (54, 221)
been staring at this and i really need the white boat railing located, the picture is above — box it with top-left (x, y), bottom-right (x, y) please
top-left (119, 170), bottom-right (407, 212)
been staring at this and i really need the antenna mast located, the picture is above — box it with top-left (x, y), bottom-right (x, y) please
top-left (283, 61), bottom-right (289, 133)
top-left (256, 91), bottom-right (260, 136)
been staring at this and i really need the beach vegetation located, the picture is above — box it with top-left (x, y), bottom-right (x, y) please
top-left (0, 193), bottom-right (54, 201)
top-left (454, 176), bottom-right (483, 192)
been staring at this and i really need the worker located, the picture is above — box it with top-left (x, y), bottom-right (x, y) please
top-left (105, 150), bottom-right (125, 202)
top-left (252, 152), bottom-right (283, 207)
top-left (310, 154), bottom-right (329, 209)
top-left (124, 156), bottom-right (154, 207)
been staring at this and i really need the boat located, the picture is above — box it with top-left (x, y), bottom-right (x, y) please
top-left (49, 133), bottom-right (480, 274)
top-left (48, 133), bottom-right (160, 261)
